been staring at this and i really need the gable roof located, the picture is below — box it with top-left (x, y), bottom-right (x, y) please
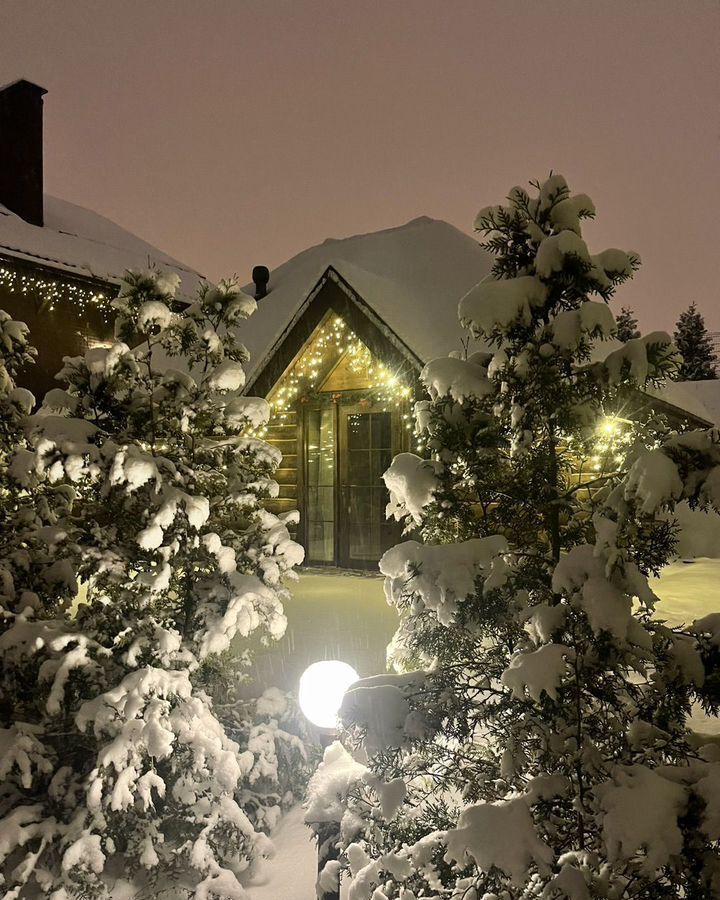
top-left (240, 216), bottom-right (494, 384)
top-left (0, 195), bottom-right (204, 296)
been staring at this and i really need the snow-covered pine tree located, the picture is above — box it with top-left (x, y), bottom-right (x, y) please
top-left (0, 273), bottom-right (306, 899)
top-left (674, 302), bottom-right (717, 380)
top-left (311, 175), bottom-right (720, 899)
top-left (0, 312), bottom-right (80, 615)
top-left (615, 306), bottom-right (640, 343)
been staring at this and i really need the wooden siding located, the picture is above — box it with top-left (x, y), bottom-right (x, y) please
top-left (263, 407), bottom-right (300, 532)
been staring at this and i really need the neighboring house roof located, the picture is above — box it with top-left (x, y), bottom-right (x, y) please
top-left (668, 379), bottom-right (720, 426)
top-left (240, 216), bottom-right (495, 383)
top-left (645, 381), bottom-right (714, 427)
top-left (0, 195), bottom-right (204, 295)
top-left (588, 338), bottom-right (714, 426)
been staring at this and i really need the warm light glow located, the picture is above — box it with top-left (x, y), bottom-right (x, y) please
top-left (298, 660), bottom-right (359, 729)
top-left (578, 414), bottom-right (635, 476)
top-left (597, 415), bottom-right (632, 436)
top-left (85, 337), bottom-right (114, 350)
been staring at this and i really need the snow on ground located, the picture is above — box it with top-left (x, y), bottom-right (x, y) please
top-left (650, 557), bottom-right (720, 738)
top-left (650, 557), bottom-right (720, 626)
top-left (249, 558), bottom-right (720, 697)
top-left (244, 805), bottom-right (318, 899)
top-left (248, 570), bottom-right (397, 694)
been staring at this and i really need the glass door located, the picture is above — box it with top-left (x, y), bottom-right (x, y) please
top-left (338, 403), bottom-right (402, 569)
top-left (304, 404), bottom-right (336, 563)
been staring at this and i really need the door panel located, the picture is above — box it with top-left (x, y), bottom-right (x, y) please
top-left (339, 405), bottom-right (402, 568)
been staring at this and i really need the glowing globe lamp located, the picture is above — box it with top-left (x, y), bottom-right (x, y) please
top-left (298, 660), bottom-right (359, 729)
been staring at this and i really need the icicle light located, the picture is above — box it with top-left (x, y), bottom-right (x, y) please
top-left (0, 262), bottom-right (112, 320)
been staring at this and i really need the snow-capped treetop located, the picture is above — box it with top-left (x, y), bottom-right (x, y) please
top-left (673, 302), bottom-right (718, 381)
top-left (615, 306), bottom-right (641, 343)
top-left (460, 176), bottom-right (639, 349)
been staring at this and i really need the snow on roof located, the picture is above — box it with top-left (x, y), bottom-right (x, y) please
top-left (645, 381), bottom-right (714, 425)
top-left (667, 379), bottom-right (720, 426)
top-left (240, 216), bottom-right (494, 382)
top-left (0, 195), bottom-right (204, 295)
top-left (238, 220), bottom-right (716, 428)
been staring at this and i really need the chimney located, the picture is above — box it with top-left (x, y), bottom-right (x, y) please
top-left (0, 79), bottom-right (47, 227)
top-left (252, 265), bottom-right (270, 300)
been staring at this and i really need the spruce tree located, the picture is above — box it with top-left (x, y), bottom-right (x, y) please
top-left (0, 273), bottom-right (306, 898)
top-left (0, 310), bottom-right (68, 613)
top-left (674, 302), bottom-right (717, 380)
top-left (615, 305), bottom-right (640, 342)
top-left (310, 176), bottom-right (720, 899)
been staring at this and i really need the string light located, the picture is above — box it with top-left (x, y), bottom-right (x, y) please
top-left (560, 415), bottom-right (635, 487)
top-left (266, 313), bottom-right (412, 421)
top-left (0, 261), bottom-right (113, 321)
top-left (588, 416), bottom-right (634, 471)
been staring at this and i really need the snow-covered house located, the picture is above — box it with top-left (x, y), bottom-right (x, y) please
top-left (239, 217), bottom-right (494, 568)
top-left (0, 79), bottom-right (202, 396)
top-left (240, 218), bottom-right (717, 572)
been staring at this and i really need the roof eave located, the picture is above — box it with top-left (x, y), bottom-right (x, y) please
top-left (0, 249), bottom-right (116, 292)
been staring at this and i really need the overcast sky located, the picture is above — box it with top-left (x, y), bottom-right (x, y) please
top-left (1, 0), bottom-right (718, 333)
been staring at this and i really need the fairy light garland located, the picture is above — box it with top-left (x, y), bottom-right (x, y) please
top-left (562, 415), bottom-right (635, 491)
top-left (0, 262), bottom-right (113, 320)
top-left (260, 314), bottom-right (413, 437)
top-left (589, 416), bottom-right (634, 471)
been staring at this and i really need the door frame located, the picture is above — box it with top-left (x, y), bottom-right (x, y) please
top-left (298, 397), bottom-right (340, 568)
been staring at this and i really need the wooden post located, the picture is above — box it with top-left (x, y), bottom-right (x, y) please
top-left (314, 820), bottom-right (341, 900)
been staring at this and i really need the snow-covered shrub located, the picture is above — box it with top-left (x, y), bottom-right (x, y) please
top-left (321, 175), bottom-right (720, 898)
top-left (0, 312), bottom-right (77, 618)
top-left (203, 674), bottom-right (318, 834)
top-left (0, 273), bottom-right (306, 898)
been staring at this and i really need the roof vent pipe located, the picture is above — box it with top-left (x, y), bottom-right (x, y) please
top-left (0, 79), bottom-right (47, 227)
top-left (252, 265), bottom-right (270, 300)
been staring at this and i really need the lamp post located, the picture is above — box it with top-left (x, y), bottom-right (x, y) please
top-left (299, 660), bottom-right (359, 900)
